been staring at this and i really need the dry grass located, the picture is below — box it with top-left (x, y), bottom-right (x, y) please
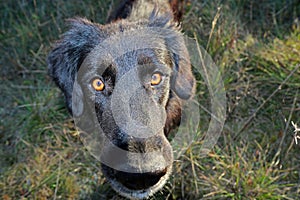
top-left (1, 0), bottom-right (300, 199)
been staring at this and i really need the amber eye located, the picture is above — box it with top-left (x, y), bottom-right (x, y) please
top-left (91, 78), bottom-right (105, 91)
top-left (150, 72), bottom-right (163, 86)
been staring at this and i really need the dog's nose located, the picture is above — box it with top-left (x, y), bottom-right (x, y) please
top-left (114, 168), bottom-right (167, 190)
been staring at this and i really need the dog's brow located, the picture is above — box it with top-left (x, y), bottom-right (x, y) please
top-left (136, 52), bottom-right (171, 73)
top-left (137, 54), bottom-right (154, 65)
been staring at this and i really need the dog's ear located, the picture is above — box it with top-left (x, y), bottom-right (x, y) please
top-left (169, 51), bottom-right (195, 100)
top-left (71, 80), bottom-right (84, 117)
top-left (149, 14), bottom-right (195, 100)
top-left (47, 18), bottom-right (104, 115)
top-left (164, 29), bottom-right (196, 100)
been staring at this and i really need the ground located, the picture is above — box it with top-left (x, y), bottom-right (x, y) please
top-left (0, 0), bottom-right (300, 199)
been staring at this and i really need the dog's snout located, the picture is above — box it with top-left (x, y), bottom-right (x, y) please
top-left (115, 168), bottom-right (167, 190)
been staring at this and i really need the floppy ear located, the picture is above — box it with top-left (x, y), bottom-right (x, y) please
top-left (165, 31), bottom-right (195, 100)
top-left (148, 14), bottom-right (195, 100)
top-left (47, 18), bottom-right (104, 115)
top-left (72, 80), bottom-right (84, 117)
top-left (170, 51), bottom-right (195, 100)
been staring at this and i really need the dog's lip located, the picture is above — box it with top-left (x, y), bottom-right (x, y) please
top-left (103, 164), bottom-right (172, 199)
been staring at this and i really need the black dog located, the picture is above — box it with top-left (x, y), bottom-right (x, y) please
top-left (47, 0), bottom-right (195, 199)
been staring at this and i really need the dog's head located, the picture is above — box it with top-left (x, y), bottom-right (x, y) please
top-left (47, 14), bottom-right (195, 199)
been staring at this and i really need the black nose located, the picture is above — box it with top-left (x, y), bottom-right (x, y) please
top-left (114, 168), bottom-right (167, 190)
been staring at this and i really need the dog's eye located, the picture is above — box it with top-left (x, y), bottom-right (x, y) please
top-left (150, 72), bottom-right (163, 86)
top-left (92, 78), bottom-right (105, 91)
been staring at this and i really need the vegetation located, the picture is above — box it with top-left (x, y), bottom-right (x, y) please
top-left (1, 0), bottom-right (299, 199)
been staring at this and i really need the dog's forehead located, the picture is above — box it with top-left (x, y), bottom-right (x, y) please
top-left (80, 34), bottom-right (172, 80)
top-left (113, 49), bottom-right (170, 77)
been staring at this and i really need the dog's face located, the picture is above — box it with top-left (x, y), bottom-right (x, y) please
top-left (47, 15), bottom-right (195, 199)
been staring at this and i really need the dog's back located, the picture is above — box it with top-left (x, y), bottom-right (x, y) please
top-left (107, 0), bottom-right (184, 22)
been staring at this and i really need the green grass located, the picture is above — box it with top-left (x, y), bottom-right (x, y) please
top-left (1, 0), bottom-right (300, 199)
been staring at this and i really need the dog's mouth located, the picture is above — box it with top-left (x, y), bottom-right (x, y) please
top-left (102, 164), bottom-right (172, 199)
top-left (114, 167), bottom-right (168, 190)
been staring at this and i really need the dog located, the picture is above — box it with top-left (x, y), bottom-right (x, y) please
top-left (47, 0), bottom-right (195, 199)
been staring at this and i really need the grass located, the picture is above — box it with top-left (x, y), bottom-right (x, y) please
top-left (1, 0), bottom-right (300, 199)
